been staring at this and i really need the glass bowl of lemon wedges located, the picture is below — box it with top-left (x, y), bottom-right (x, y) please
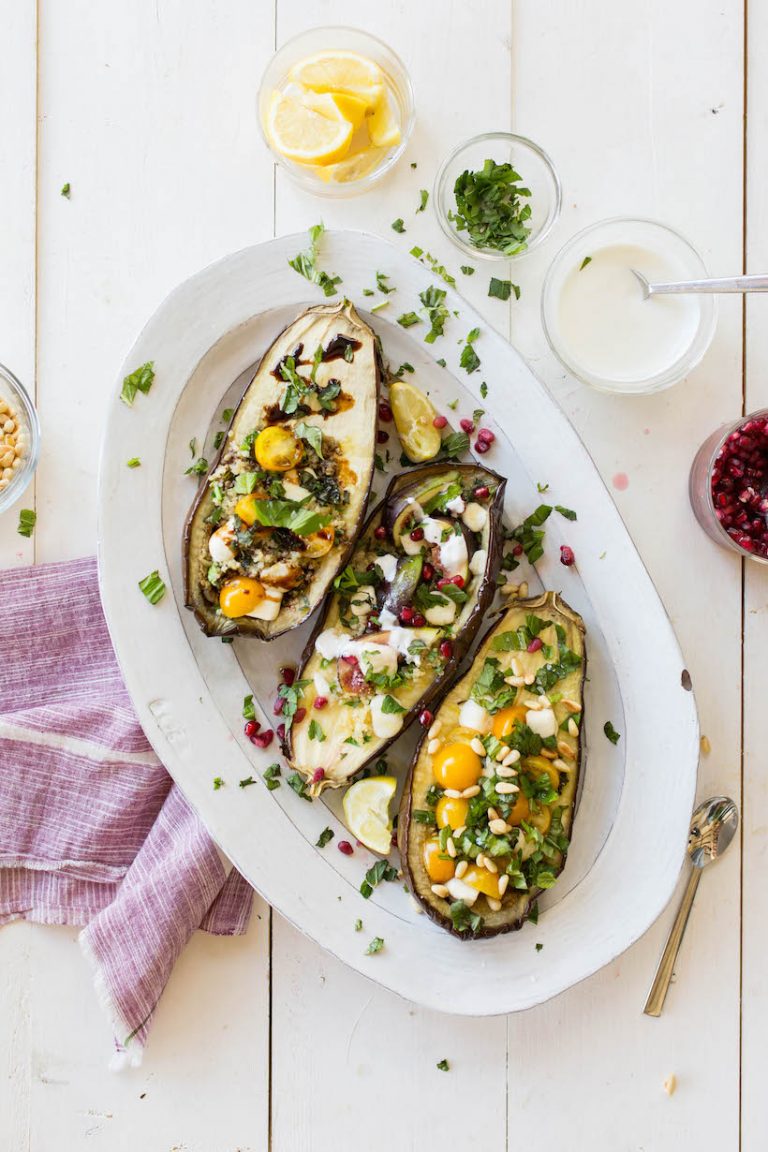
top-left (258, 27), bottom-right (415, 196)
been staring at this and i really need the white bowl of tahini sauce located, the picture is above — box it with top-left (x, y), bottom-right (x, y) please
top-left (542, 218), bottom-right (717, 394)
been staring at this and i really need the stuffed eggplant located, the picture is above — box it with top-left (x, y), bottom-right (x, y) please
top-left (184, 299), bottom-right (381, 638)
top-left (399, 591), bottom-right (585, 939)
top-left (286, 462), bottom-right (506, 791)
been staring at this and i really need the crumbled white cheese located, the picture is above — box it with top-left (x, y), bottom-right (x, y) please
top-left (422, 517), bottom-right (446, 545)
top-left (315, 628), bottom-right (348, 661)
top-left (245, 585), bottom-right (283, 621)
top-left (374, 553), bottom-right (399, 583)
top-left (458, 698), bottom-right (492, 734)
top-left (425, 596), bottom-right (457, 626)
top-left (370, 694), bottom-right (405, 739)
top-left (469, 548), bottom-right (487, 576)
top-left (313, 672), bottom-right (331, 697)
top-left (387, 626), bottom-right (423, 664)
top-left (445, 495), bottom-right (466, 516)
top-left (446, 877), bottom-right (479, 905)
top-left (208, 523), bottom-right (236, 563)
top-left (462, 502), bottom-right (488, 533)
top-left (526, 707), bottom-right (557, 739)
top-left (439, 531), bottom-right (468, 577)
top-left (282, 480), bottom-right (311, 503)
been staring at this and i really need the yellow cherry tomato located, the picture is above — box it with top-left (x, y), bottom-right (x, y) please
top-left (506, 791), bottom-right (531, 827)
top-left (234, 493), bottom-right (265, 526)
top-left (435, 795), bottom-right (469, 831)
top-left (423, 837), bottom-right (455, 883)
top-left (432, 742), bottom-right (482, 791)
top-left (219, 578), bottom-right (265, 619)
top-left (254, 426), bottom-right (303, 472)
top-left (529, 805), bottom-right (552, 835)
top-left (491, 704), bottom-right (529, 741)
top-left (524, 755), bottom-right (560, 792)
top-left (304, 525), bottom-right (335, 558)
top-left (462, 865), bottom-right (501, 900)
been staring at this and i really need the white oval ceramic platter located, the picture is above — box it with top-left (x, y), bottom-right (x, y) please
top-left (97, 230), bottom-right (698, 1015)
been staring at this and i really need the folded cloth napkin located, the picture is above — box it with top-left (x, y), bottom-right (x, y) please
top-left (0, 556), bottom-right (253, 1066)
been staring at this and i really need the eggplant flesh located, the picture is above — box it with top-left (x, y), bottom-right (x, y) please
top-left (183, 299), bottom-right (380, 639)
top-left (399, 591), bottom-right (586, 940)
top-left (287, 462), bottom-right (506, 792)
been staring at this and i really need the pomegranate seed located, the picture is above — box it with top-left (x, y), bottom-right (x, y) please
top-left (410, 526), bottom-right (424, 541)
top-left (451, 574), bottom-right (465, 588)
top-left (374, 524), bottom-right (387, 540)
top-left (367, 615), bottom-right (380, 630)
top-left (433, 414), bottom-right (448, 429)
top-left (253, 730), bottom-right (274, 749)
top-left (377, 429), bottom-right (390, 444)
top-left (391, 832), bottom-right (398, 846)
top-left (418, 709), bottom-right (434, 727)
top-left (293, 708), bottom-right (307, 724)
top-left (422, 562), bottom-right (435, 582)
top-left (439, 640), bottom-right (453, 660)
top-left (280, 666), bottom-right (295, 686)
top-left (312, 768), bottom-right (325, 783)
top-left (244, 720), bottom-right (260, 738)
top-left (276, 723), bottom-right (286, 742)
top-left (412, 613), bottom-right (426, 627)
top-left (477, 427), bottom-right (495, 444)
top-left (512, 543), bottom-right (524, 557)
top-left (378, 401), bottom-right (393, 422)
top-left (527, 637), bottom-right (543, 653)
top-left (314, 696), bottom-right (328, 710)
top-left (273, 696), bottom-right (284, 715)
top-left (460, 417), bottom-right (475, 433)
top-left (341, 654), bottom-right (359, 665)
top-left (399, 606), bottom-right (414, 624)
top-left (436, 577), bottom-right (451, 589)
top-left (560, 545), bottom-right (575, 566)
top-left (337, 840), bottom-right (354, 856)
top-left (473, 485), bottom-right (490, 500)
top-left (474, 439), bottom-right (490, 454)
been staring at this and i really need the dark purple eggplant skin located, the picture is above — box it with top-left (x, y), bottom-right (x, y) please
top-left (284, 461), bottom-right (507, 771)
top-left (182, 301), bottom-right (383, 640)
top-left (397, 591), bottom-right (587, 941)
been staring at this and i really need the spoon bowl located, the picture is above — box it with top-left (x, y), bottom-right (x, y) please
top-left (688, 795), bottom-right (739, 868)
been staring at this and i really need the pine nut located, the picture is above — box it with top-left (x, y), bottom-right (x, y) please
top-left (484, 857), bottom-right (498, 874)
top-left (444, 788), bottom-right (462, 799)
top-left (502, 750), bottom-right (521, 767)
top-left (557, 740), bottom-right (575, 760)
top-left (539, 695), bottom-right (551, 708)
top-left (498, 874), bottom-right (509, 896)
top-left (427, 738), bottom-right (441, 755)
top-left (455, 860), bottom-right (468, 879)
top-left (446, 837), bottom-right (457, 858)
top-left (553, 757), bottom-right (572, 771)
top-left (489, 818), bottom-right (510, 835)
top-left (505, 675), bottom-right (525, 687)
top-left (495, 781), bottom-right (519, 795)
top-left (487, 897), bottom-right (502, 912)
top-left (453, 825), bottom-right (466, 839)
top-left (700, 735), bottom-right (711, 755)
top-left (567, 718), bottom-right (579, 738)
top-left (428, 721), bottom-right (442, 739)
top-left (488, 806), bottom-right (500, 821)
top-left (540, 748), bottom-right (557, 759)
top-left (481, 763), bottom-right (495, 777)
top-left (562, 698), bottom-right (580, 713)
top-left (524, 697), bottom-right (543, 710)
top-left (476, 852), bottom-right (486, 869)
top-left (501, 583), bottom-right (519, 596)
top-left (510, 658), bottom-right (522, 677)
top-left (496, 764), bottom-right (516, 779)
top-left (524, 674), bottom-right (535, 686)
top-left (518, 582), bottom-right (529, 598)
top-left (470, 737), bottom-right (486, 757)
top-left (461, 785), bottom-right (481, 798)
top-left (431, 884), bottom-right (449, 898)
top-left (495, 744), bottom-right (510, 761)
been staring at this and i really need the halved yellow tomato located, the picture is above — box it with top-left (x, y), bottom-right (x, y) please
top-left (423, 837), bottom-right (455, 883)
top-left (254, 426), bottom-right (303, 472)
top-left (491, 705), bottom-right (529, 740)
top-left (219, 578), bottom-right (265, 618)
top-left (435, 795), bottom-right (469, 831)
top-left (432, 742), bottom-right (482, 791)
top-left (462, 865), bottom-right (501, 900)
top-left (304, 525), bottom-right (335, 558)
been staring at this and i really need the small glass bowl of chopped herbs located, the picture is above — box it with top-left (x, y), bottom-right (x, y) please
top-left (0, 362), bottom-right (40, 516)
top-left (434, 132), bottom-right (561, 261)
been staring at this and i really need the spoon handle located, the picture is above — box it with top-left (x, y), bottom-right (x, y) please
top-left (650, 273), bottom-right (768, 294)
top-left (643, 866), bottom-right (702, 1017)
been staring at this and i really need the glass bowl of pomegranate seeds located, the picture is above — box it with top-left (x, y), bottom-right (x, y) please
top-left (690, 410), bottom-right (768, 560)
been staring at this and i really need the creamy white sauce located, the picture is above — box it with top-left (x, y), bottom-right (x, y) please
top-left (445, 495), bottom-right (466, 516)
top-left (374, 553), bottom-right (399, 583)
top-left (556, 244), bottom-right (700, 387)
top-left (439, 531), bottom-right (468, 577)
top-left (344, 641), bottom-right (399, 680)
top-left (378, 606), bottom-right (399, 629)
top-left (370, 694), bottom-right (405, 739)
top-left (315, 628), bottom-right (348, 660)
top-left (313, 671), bottom-right (331, 696)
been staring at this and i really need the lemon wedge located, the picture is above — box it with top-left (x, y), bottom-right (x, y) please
top-left (309, 145), bottom-right (388, 184)
top-left (290, 50), bottom-right (384, 102)
top-left (343, 776), bottom-right (397, 855)
top-left (389, 379), bottom-right (442, 463)
top-left (367, 91), bottom-right (401, 149)
top-left (267, 91), bottom-right (353, 165)
top-left (303, 90), bottom-right (369, 130)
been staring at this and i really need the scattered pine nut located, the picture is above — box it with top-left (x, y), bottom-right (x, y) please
top-left (664, 1074), bottom-right (677, 1097)
top-left (431, 884), bottom-right (450, 898)
top-left (700, 735), bottom-right (711, 755)
top-left (487, 897), bottom-right (502, 912)
top-left (455, 860), bottom-right (468, 879)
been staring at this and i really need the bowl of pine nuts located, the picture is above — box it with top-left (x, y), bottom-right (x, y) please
top-left (0, 363), bottom-right (40, 514)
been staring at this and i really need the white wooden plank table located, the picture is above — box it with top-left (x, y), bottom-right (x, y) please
top-left (0, 1), bottom-right (758, 1147)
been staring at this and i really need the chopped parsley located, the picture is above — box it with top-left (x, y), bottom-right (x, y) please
top-left (138, 570), bottom-right (166, 605)
top-left (287, 223), bottom-right (342, 297)
top-left (397, 311), bottom-right (421, 328)
top-left (120, 361), bottom-right (155, 406)
top-left (506, 504), bottom-right (552, 566)
top-left (365, 936), bottom-right (385, 955)
top-left (450, 158), bottom-right (532, 256)
top-left (263, 763), bottom-right (282, 791)
top-left (316, 827), bottom-right (334, 848)
top-left (376, 271), bottom-right (395, 294)
top-left (308, 718), bottom-right (326, 743)
top-left (242, 694), bottom-right (256, 720)
top-left (409, 246), bottom-right (457, 286)
top-left (535, 942), bottom-right (544, 952)
top-left (360, 859), bottom-right (398, 899)
top-left (126, 457), bottom-right (141, 468)
top-left (449, 900), bottom-right (484, 935)
top-left (17, 509), bottom-right (36, 538)
top-left (579, 256), bottom-right (593, 271)
top-left (239, 776), bottom-right (256, 788)
top-left (436, 1059), bottom-right (450, 1072)
top-left (459, 327), bottom-right (481, 373)
top-left (488, 277), bottom-right (520, 301)
top-left (460, 265), bottom-right (475, 275)
top-left (391, 218), bottom-right (406, 233)
top-left (604, 721), bottom-right (621, 745)
top-left (416, 188), bottom-right (429, 212)
top-left (213, 776), bottom-right (224, 790)
top-left (287, 772), bottom-right (313, 801)
top-left (60, 182), bottom-right (71, 198)
top-left (419, 284), bottom-right (450, 343)
top-left (185, 455), bottom-right (209, 477)
top-left (480, 381), bottom-right (488, 399)
top-left (278, 680), bottom-right (310, 729)
top-left (470, 657), bottom-right (516, 714)
top-left (440, 430), bottom-right (470, 459)
top-left (354, 918), bottom-right (363, 931)
top-left (381, 695), bottom-right (406, 715)
top-left (556, 505), bottom-right (577, 521)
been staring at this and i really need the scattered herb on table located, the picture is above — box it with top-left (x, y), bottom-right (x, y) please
top-left (397, 311), bottom-right (421, 328)
top-left (391, 218), bottom-right (406, 233)
top-left (360, 859), bottom-right (398, 899)
top-left (221, 407), bottom-right (234, 422)
top-left (120, 361), bottom-right (155, 407)
top-left (604, 721), bottom-right (621, 745)
top-left (263, 763), bottom-right (282, 791)
top-left (480, 381), bottom-right (488, 399)
top-left (488, 277), bottom-right (520, 301)
top-left (579, 256), bottom-right (593, 271)
top-left (354, 918), bottom-right (363, 931)
top-left (287, 223), bottom-right (342, 298)
top-left (506, 504), bottom-right (553, 567)
top-left (440, 430), bottom-right (470, 459)
top-left (287, 771), bottom-right (313, 801)
top-left (459, 327), bottom-right (481, 373)
top-left (437, 358), bottom-right (447, 368)
top-left (371, 299), bottom-right (389, 313)
top-left (365, 936), bottom-right (385, 955)
top-left (556, 504), bottom-right (577, 521)
top-left (450, 158), bottom-right (532, 256)
top-left (535, 942), bottom-right (544, 952)
top-left (436, 1059), bottom-right (450, 1072)
top-left (126, 457), bottom-right (141, 468)
top-left (138, 570), bottom-right (166, 605)
top-left (410, 162), bottom-right (417, 169)
top-left (213, 430), bottom-right (226, 450)
top-left (17, 509), bottom-right (36, 537)
top-left (420, 284), bottom-right (450, 343)
top-left (376, 271), bottom-right (395, 294)
top-left (409, 246), bottom-right (457, 287)
top-left (60, 182), bottom-right (71, 198)
top-left (213, 776), bottom-right (224, 790)
top-left (316, 827), bottom-right (334, 848)
top-left (243, 694), bottom-right (256, 720)
top-left (537, 482), bottom-right (549, 493)
top-left (460, 265), bottom-right (475, 276)
top-left (239, 776), bottom-right (256, 788)
top-left (472, 407), bottom-right (485, 425)
top-left (416, 188), bottom-right (429, 212)
top-left (447, 397), bottom-right (458, 409)
top-left (528, 900), bottom-right (540, 924)
top-left (185, 455), bottom-right (208, 477)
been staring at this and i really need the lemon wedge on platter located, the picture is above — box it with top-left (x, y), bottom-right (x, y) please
top-left (389, 379), bottom-right (442, 463)
top-left (343, 776), bottom-right (397, 855)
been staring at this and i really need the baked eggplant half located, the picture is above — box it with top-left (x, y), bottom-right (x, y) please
top-left (184, 299), bottom-right (380, 638)
top-left (399, 591), bottom-right (585, 939)
top-left (286, 462), bottom-right (506, 791)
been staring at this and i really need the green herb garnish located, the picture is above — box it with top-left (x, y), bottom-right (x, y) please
top-left (138, 570), bottom-right (166, 605)
top-left (355, 918), bottom-right (363, 931)
top-left (436, 1059), bottom-right (450, 1071)
top-left (416, 188), bottom-right (429, 212)
top-left (126, 457), bottom-right (141, 468)
top-left (263, 763), bottom-right (282, 791)
top-left (459, 327), bottom-right (481, 373)
top-left (239, 776), bottom-right (256, 788)
top-left (440, 430), bottom-right (469, 459)
top-left (213, 776), bottom-right (224, 790)
top-left (579, 256), bottom-right (593, 271)
top-left (287, 223), bottom-right (342, 297)
top-left (365, 936), bottom-right (385, 955)
top-left (17, 509), bottom-right (36, 538)
top-left (419, 284), bottom-right (449, 343)
top-left (243, 694), bottom-right (256, 720)
top-left (360, 859), bottom-right (398, 899)
top-left (460, 265), bottom-right (475, 275)
top-left (450, 158), bottom-right (532, 255)
top-left (61, 182), bottom-right (71, 198)
top-left (556, 505), bottom-right (577, 521)
top-left (480, 381), bottom-right (488, 399)
top-left (604, 721), bottom-right (621, 745)
top-left (376, 271), bottom-right (395, 294)
top-left (287, 772), bottom-right (313, 801)
top-left (120, 361), bottom-right (155, 406)
top-left (449, 900), bottom-right (484, 935)
top-left (248, 498), bottom-right (331, 537)
top-left (185, 455), bottom-right (208, 477)
top-left (316, 827), bottom-right (334, 848)
top-left (294, 420), bottom-right (323, 459)
top-left (391, 218), bottom-right (406, 233)
top-left (381, 695), bottom-right (406, 715)
top-left (308, 718), bottom-right (326, 743)
top-left (397, 311), bottom-right (421, 328)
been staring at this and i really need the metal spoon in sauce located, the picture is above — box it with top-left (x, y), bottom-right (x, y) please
top-left (643, 795), bottom-right (738, 1017)
top-left (632, 269), bottom-right (768, 299)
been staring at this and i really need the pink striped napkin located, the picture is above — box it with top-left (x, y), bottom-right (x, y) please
top-left (0, 556), bottom-right (253, 1066)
